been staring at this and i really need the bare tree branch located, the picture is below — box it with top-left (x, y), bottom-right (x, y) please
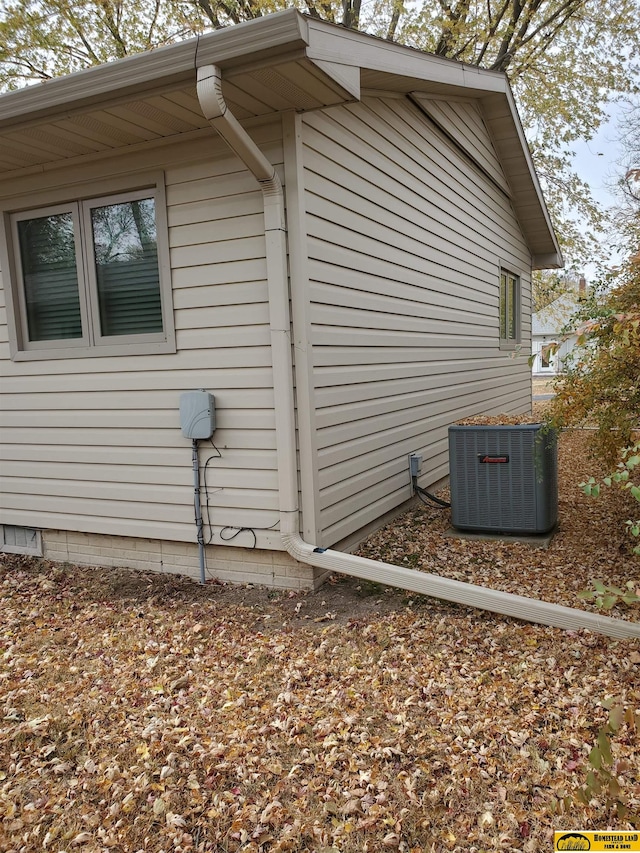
top-left (97, 0), bottom-right (129, 57)
top-left (386, 2), bottom-right (403, 41)
top-left (476, 0), bottom-right (511, 64)
top-left (435, 0), bottom-right (472, 57)
top-left (147, 0), bottom-right (162, 45)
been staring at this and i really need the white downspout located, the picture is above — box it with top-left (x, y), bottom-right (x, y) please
top-left (196, 65), bottom-right (640, 641)
top-left (197, 65), bottom-right (299, 538)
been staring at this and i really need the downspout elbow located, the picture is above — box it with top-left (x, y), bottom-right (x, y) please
top-left (197, 64), bottom-right (280, 191)
top-left (195, 64), bottom-right (227, 122)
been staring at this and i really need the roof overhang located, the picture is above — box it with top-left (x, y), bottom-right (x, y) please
top-left (0, 8), bottom-right (562, 268)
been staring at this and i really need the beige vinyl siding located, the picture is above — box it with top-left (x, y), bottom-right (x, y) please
top-left (303, 96), bottom-right (532, 546)
top-left (0, 118), bottom-right (284, 547)
top-left (411, 96), bottom-right (512, 196)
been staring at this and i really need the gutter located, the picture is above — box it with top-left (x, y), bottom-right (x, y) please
top-left (0, 10), bottom-right (308, 128)
top-left (196, 64), bottom-right (640, 642)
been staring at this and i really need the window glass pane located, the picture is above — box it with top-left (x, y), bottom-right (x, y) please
top-left (17, 213), bottom-right (82, 341)
top-left (507, 275), bottom-right (516, 339)
top-left (499, 272), bottom-right (507, 339)
top-left (91, 197), bottom-right (163, 337)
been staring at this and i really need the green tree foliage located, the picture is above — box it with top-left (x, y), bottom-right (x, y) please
top-left (546, 94), bottom-right (640, 461)
top-left (0, 0), bottom-right (205, 85)
top-left (574, 698), bottom-right (640, 826)
top-left (545, 258), bottom-right (640, 462)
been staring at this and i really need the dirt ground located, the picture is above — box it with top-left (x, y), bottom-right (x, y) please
top-left (0, 550), bottom-right (425, 632)
top-left (532, 377), bottom-right (557, 395)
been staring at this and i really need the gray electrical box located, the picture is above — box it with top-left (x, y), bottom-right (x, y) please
top-left (448, 424), bottom-right (557, 534)
top-left (180, 390), bottom-right (216, 439)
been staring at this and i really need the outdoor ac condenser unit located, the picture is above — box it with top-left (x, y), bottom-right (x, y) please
top-left (448, 424), bottom-right (558, 535)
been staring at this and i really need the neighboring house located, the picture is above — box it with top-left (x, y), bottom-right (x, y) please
top-left (531, 281), bottom-right (586, 375)
top-left (0, 10), bottom-right (562, 588)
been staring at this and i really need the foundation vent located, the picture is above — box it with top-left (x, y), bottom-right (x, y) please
top-left (1, 525), bottom-right (43, 556)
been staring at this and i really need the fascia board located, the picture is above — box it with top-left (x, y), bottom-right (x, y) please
top-left (305, 17), bottom-right (505, 96)
top-left (195, 9), bottom-right (309, 70)
top-left (532, 253), bottom-right (564, 270)
top-left (481, 89), bottom-right (562, 266)
top-left (502, 87), bottom-right (562, 260)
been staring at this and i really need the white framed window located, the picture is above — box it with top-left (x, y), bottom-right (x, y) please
top-left (499, 268), bottom-right (520, 348)
top-left (2, 178), bottom-right (174, 359)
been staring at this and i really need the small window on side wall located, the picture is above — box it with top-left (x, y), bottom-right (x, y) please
top-left (2, 179), bottom-right (174, 360)
top-left (499, 268), bottom-right (520, 347)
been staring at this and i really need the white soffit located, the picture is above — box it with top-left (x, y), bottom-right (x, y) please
top-left (312, 60), bottom-right (361, 101)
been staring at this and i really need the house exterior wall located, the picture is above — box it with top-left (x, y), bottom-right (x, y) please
top-left (531, 291), bottom-right (583, 375)
top-left (0, 93), bottom-right (538, 579)
top-left (532, 334), bottom-right (576, 374)
top-left (0, 118), bottom-right (287, 554)
top-left (301, 96), bottom-right (533, 546)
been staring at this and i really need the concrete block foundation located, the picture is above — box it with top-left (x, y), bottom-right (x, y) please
top-left (42, 529), bottom-right (328, 590)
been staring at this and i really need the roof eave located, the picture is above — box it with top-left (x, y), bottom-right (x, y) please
top-left (0, 8), bottom-right (309, 130)
top-left (482, 89), bottom-right (563, 268)
top-left (532, 253), bottom-right (564, 270)
top-left (0, 10), bottom-right (562, 267)
top-left (302, 18), bottom-right (562, 268)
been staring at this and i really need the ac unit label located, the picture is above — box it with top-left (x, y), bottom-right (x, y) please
top-left (478, 454), bottom-right (510, 464)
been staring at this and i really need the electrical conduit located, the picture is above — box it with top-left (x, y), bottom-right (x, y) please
top-left (196, 65), bottom-right (640, 641)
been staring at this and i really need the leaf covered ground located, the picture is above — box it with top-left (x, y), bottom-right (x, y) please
top-left (1, 424), bottom-right (639, 853)
top-left (358, 424), bottom-right (640, 622)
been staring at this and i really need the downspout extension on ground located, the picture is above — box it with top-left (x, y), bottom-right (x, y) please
top-left (196, 65), bottom-right (640, 642)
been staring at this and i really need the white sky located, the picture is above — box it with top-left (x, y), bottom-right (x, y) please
top-left (572, 108), bottom-right (622, 208)
top-left (570, 103), bottom-right (625, 279)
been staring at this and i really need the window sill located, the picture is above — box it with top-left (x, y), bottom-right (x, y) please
top-left (12, 338), bottom-right (177, 361)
